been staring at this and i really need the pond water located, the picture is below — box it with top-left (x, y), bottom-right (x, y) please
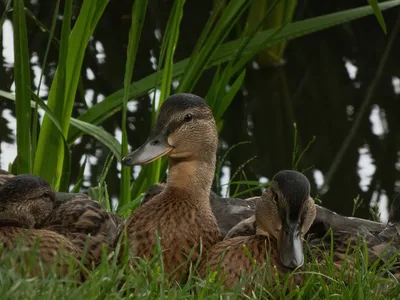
top-left (1, 1), bottom-right (399, 221)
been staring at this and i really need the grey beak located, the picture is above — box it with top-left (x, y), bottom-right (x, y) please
top-left (122, 132), bottom-right (173, 166)
top-left (279, 221), bottom-right (304, 269)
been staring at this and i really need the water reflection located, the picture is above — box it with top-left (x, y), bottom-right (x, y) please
top-left (1, 1), bottom-right (399, 223)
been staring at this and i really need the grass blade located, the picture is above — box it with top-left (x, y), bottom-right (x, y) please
top-left (120, 0), bottom-right (148, 207)
top-left (70, 119), bottom-right (121, 161)
top-left (368, 0), bottom-right (387, 34)
top-left (13, 0), bottom-right (32, 174)
top-left (32, 0), bottom-right (61, 161)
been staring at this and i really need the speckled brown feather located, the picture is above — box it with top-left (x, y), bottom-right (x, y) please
top-left (142, 183), bottom-right (256, 237)
top-left (126, 187), bottom-right (221, 281)
top-left (43, 198), bottom-right (122, 247)
top-left (0, 171), bottom-right (122, 271)
top-left (0, 226), bottom-right (82, 278)
top-left (198, 235), bottom-right (302, 290)
top-left (123, 94), bottom-right (222, 282)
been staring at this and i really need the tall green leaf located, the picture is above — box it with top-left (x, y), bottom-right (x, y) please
top-left (66, 0), bottom-right (400, 145)
top-left (120, 0), bottom-right (148, 207)
top-left (34, 0), bottom-right (109, 190)
top-left (130, 0), bottom-right (185, 199)
top-left (368, 0), bottom-right (387, 34)
top-left (13, 0), bottom-right (32, 174)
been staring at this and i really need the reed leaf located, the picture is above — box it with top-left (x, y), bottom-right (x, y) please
top-left (368, 0), bottom-right (387, 34)
top-left (120, 0), bottom-right (148, 207)
top-left (67, 0), bottom-right (400, 144)
top-left (12, 0), bottom-right (32, 174)
top-left (130, 0), bottom-right (185, 199)
top-left (34, 0), bottom-right (108, 190)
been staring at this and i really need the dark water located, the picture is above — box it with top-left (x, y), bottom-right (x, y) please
top-left (1, 1), bottom-right (399, 221)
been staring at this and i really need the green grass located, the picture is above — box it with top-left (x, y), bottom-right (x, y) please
top-left (1, 231), bottom-right (399, 299)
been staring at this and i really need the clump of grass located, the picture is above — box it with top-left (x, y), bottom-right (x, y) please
top-left (1, 231), bottom-right (399, 299)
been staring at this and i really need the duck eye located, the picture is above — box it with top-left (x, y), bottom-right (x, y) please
top-left (184, 113), bottom-right (193, 122)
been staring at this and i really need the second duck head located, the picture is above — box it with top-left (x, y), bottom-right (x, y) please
top-left (256, 170), bottom-right (316, 269)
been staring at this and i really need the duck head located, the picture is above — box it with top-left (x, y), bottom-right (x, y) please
top-left (255, 170), bottom-right (316, 269)
top-left (0, 174), bottom-right (55, 228)
top-left (122, 93), bottom-right (218, 166)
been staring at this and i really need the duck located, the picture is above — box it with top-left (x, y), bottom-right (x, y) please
top-left (121, 93), bottom-right (222, 282)
top-left (309, 193), bottom-right (400, 280)
top-left (0, 171), bottom-right (123, 268)
top-left (197, 170), bottom-right (316, 289)
top-left (0, 174), bottom-right (83, 278)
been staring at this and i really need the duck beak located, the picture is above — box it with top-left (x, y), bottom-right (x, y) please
top-left (279, 221), bottom-right (304, 269)
top-left (121, 132), bottom-right (173, 166)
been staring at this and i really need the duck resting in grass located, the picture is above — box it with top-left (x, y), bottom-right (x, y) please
top-left (0, 171), bottom-right (123, 272)
top-left (198, 170), bottom-right (316, 289)
top-left (309, 193), bottom-right (400, 281)
top-left (0, 174), bottom-right (83, 278)
top-left (121, 93), bottom-right (222, 282)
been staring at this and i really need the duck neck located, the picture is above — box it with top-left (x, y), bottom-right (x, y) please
top-left (165, 156), bottom-right (216, 202)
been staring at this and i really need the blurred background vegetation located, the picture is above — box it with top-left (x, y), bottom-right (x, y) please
top-left (0, 0), bottom-right (399, 220)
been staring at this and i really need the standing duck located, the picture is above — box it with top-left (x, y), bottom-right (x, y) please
top-left (0, 174), bottom-right (82, 277)
top-left (121, 93), bottom-right (221, 281)
top-left (198, 170), bottom-right (317, 289)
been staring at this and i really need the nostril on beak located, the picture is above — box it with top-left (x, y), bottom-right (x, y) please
top-left (151, 140), bottom-right (159, 146)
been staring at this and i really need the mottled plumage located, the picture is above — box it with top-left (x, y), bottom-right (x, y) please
top-left (199, 170), bottom-right (316, 290)
top-left (122, 93), bottom-right (222, 281)
top-left (0, 172), bottom-right (122, 276)
top-left (309, 194), bottom-right (400, 280)
top-left (142, 183), bottom-right (256, 237)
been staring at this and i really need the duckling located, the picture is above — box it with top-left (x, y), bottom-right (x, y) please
top-left (121, 93), bottom-right (221, 281)
top-left (198, 170), bottom-right (317, 289)
top-left (142, 183), bottom-right (256, 237)
top-left (0, 174), bottom-right (82, 277)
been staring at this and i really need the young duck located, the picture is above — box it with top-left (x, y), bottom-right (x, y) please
top-left (198, 170), bottom-right (317, 289)
top-left (121, 93), bottom-right (221, 281)
top-left (0, 174), bottom-right (82, 277)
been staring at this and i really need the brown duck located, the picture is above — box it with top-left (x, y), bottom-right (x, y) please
top-left (198, 170), bottom-right (316, 289)
top-left (0, 174), bottom-right (82, 277)
top-left (0, 171), bottom-right (122, 269)
top-left (309, 193), bottom-right (400, 281)
top-left (121, 93), bottom-right (221, 281)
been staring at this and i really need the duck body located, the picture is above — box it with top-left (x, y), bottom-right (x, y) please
top-left (0, 172), bottom-right (121, 278)
top-left (43, 198), bottom-right (122, 256)
top-left (142, 183), bottom-right (255, 237)
top-left (198, 235), bottom-right (301, 289)
top-left (0, 226), bottom-right (81, 277)
top-left (310, 194), bottom-right (400, 279)
top-left (122, 93), bottom-right (222, 281)
top-left (126, 188), bottom-right (220, 279)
